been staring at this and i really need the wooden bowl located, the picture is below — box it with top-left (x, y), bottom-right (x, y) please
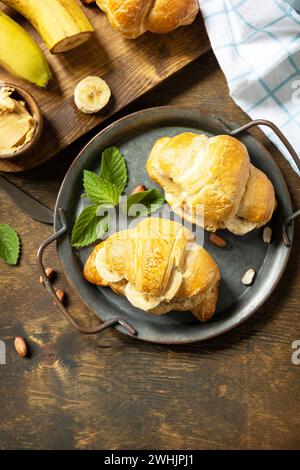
top-left (0, 82), bottom-right (43, 161)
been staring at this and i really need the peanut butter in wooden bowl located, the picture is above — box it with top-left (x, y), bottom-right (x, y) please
top-left (0, 83), bottom-right (43, 160)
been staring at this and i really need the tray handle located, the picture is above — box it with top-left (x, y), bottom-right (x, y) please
top-left (37, 208), bottom-right (136, 336)
top-left (217, 118), bottom-right (299, 247)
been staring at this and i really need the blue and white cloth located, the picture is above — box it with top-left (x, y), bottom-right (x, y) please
top-left (199, 0), bottom-right (300, 173)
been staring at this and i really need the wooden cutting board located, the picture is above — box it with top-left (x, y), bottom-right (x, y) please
top-left (0, 3), bottom-right (210, 173)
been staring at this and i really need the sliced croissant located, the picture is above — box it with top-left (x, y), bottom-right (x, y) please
top-left (146, 133), bottom-right (276, 235)
top-left (83, 217), bottom-right (220, 321)
top-left (96, 0), bottom-right (199, 38)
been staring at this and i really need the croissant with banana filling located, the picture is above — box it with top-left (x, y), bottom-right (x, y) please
top-left (83, 217), bottom-right (220, 322)
top-left (96, 0), bottom-right (199, 38)
top-left (147, 133), bottom-right (276, 235)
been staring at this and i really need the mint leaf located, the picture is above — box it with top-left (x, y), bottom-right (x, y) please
top-left (127, 189), bottom-right (165, 217)
top-left (0, 224), bottom-right (20, 265)
top-left (71, 205), bottom-right (109, 248)
top-left (100, 146), bottom-right (127, 193)
top-left (83, 170), bottom-right (120, 206)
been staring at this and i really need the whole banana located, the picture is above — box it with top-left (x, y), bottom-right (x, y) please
top-left (2, 0), bottom-right (94, 54)
top-left (0, 11), bottom-right (51, 88)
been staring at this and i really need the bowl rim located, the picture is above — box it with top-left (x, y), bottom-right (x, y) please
top-left (0, 81), bottom-right (44, 161)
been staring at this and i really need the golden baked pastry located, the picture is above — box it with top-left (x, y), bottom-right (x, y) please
top-left (147, 133), bottom-right (276, 235)
top-left (96, 0), bottom-right (199, 38)
top-left (83, 217), bottom-right (220, 321)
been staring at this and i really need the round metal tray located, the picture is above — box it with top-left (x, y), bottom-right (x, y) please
top-left (53, 106), bottom-right (293, 344)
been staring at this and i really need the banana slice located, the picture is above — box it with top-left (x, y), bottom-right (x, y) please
top-left (164, 269), bottom-right (183, 301)
top-left (125, 283), bottom-right (162, 311)
top-left (95, 247), bottom-right (123, 283)
top-left (74, 76), bottom-right (111, 114)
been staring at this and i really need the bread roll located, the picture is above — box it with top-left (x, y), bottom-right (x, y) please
top-left (83, 217), bottom-right (220, 321)
top-left (96, 0), bottom-right (199, 38)
top-left (147, 133), bottom-right (276, 235)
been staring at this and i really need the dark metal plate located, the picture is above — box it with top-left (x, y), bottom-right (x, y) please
top-left (54, 106), bottom-right (293, 344)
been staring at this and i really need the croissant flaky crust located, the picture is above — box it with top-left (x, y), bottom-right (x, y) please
top-left (147, 133), bottom-right (276, 235)
top-left (83, 218), bottom-right (220, 321)
top-left (96, 0), bottom-right (199, 38)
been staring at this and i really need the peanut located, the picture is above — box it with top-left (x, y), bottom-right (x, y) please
top-left (55, 289), bottom-right (65, 304)
top-left (14, 337), bottom-right (28, 358)
top-left (209, 233), bottom-right (227, 248)
top-left (131, 184), bottom-right (147, 194)
top-left (39, 267), bottom-right (55, 285)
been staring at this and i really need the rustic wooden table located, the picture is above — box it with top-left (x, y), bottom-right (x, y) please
top-left (0, 50), bottom-right (299, 450)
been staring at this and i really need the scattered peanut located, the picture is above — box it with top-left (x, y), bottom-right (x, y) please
top-left (14, 337), bottom-right (28, 358)
top-left (39, 267), bottom-right (55, 285)
top-left (55, 289), bottom-right (65, 304)
top-left (209, 233), bottom-right (227, 248)
top-left (242, 268), bottom-right (256, 286)
top-left (263, 226), bottom-right (272, 244)
top-left (131, 184), bottom-right (147, 195)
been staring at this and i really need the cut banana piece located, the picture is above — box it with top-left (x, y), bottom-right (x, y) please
top-left (95, 247), bottom-right (123, 283)
top-left (164, 269), bottom-right (183, 301)
top-left (125, 283), bottom-right (162, 311)
top-left (74, 76), bottom-right (111, 114)
top-left (2, 0), bottom-right (94, 54)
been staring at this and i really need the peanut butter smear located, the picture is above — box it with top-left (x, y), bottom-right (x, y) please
top-left (0, 87), bottom-right (36, 156)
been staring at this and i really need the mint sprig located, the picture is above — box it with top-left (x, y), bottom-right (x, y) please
top-left (0, 224), bottom-right (20, 265)
top-left (127, 189), bottom-right (165, 217)
top-left (71, 206), bottom-right (109, 249)
top-left (83, 170), bottom-right (120, 205)
top-left (100, 146), bottom-right (127, 193)
top-left (71, 146), bottom-right (164, 248)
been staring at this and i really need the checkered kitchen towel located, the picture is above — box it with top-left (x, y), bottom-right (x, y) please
top-left (199, 0), bottom-right (300, 173)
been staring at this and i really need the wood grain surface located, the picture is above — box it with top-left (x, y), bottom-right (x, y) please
top-left (0, 2), bottom-right (209, 173)
top-left (0, 51), bottom-right (300, 450)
